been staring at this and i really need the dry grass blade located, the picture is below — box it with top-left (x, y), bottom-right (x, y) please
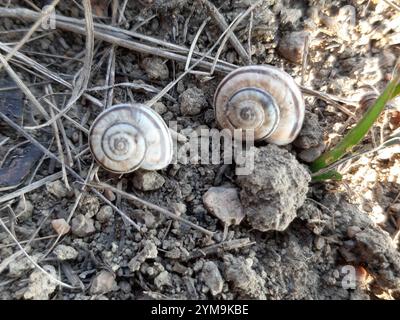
top-left (0, 137), bottom-right (10, 146)
top-left (104, 0), bottom-right (119, 109)
top-left (248, 11), bottom-right (253, 63)
top-left (37, 97), bottom-right (89, 134)
top-left (0, 112), bottom-right (141, 232)
top-left (0, 217), bottom-right (76, 289)
top-left (147, 0), bottom-right (263, 107)
top-left (87, 82), bottom-right (176, 103)
top-left (0, 235), bottom-right (58, 250)
top-left (36, 0), bottom-right (95, 127)
top-left (187, 238), bottom-right (255, 260)
top-left (185, 17), bottom-right (210, 71)
top-left (382, 0), bottom-right (400, 11)
top-left (210, 0), bottom-right (262, 75)
top-left (0, 0), bottom-right (59, 72)
top-left (0, 172), bottom-right (63, 204)
top-left (0, 80), bottom-right (51, 92)
top-left (299, 84), bottom-right (357, 118)
top-left (0, 52), bottom-right (50, 119)
top-left (89, 182), bottom-right (215, 237)
top-left (49, 104), bottom-right (70, 190)
top-left (0, 8), bottom-right (236, 74)
top-left (200, 0), bottom-right (250, 63)
top-left (0, 42), bottom-right (103, 107)
top-left (47, 86), bottom-right (74, 167)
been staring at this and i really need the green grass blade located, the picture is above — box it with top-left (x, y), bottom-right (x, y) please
top-left (312, 170), bottom-right (343, 182)
top-left (310, 69), bottom-right (400, 173)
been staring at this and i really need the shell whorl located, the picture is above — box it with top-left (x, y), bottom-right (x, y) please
top-left (89, 104), bottom-right (173, 173)
top-left (214, 65), bottom-right (305, 145)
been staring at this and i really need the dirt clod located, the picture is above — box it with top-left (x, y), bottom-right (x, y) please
top-left (294, 111), bottom-right (325, 162)
top-left (128, 241), bottom-right (158, 272)
top-left (179, 88), bottom-right (208, 116)
top-left (8, 254), bottom-right (41, 277)
top-left (23, 265), bottom-right (57, 300)
top-left (80, 194), bottom-right (100, 218)
top-left (224, 254), bottom-right (266, 299)
top-left (141, 57), bottom-right (169, 81)
top-left (278, 31), bottom-right (309, 64)
top-left (154, 270), bottom-right (172, 289)
top-left (237, 145), bottom-right (311, 232)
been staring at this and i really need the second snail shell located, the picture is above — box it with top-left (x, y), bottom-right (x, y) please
top-left (214, 65), bottom-right (305, 145)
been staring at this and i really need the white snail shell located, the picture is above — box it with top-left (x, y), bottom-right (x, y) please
top-left (89, 104), bottom-right (173, 173)
top-left (214, 65), bottom-right (305, 145)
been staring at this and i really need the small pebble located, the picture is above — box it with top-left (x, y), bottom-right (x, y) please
top-left (201, 261), bottom-right (224, 296)
top-left (203, 187), bottom-right (244, 226)
top-left (141, 57), bottom-right (169, 80)
top-left (389, 203), bottom-right (400, 214)
top-left (154, 270), bottom-right (172, 288)
top-left (314, 236), bottom-right (325, 250)
top-left (347, 226), bottom-right (362, 238)
top-left (15, 199), bottom-right (33, 221)
top-left (128, 241), bottom-right (158, 272)
top-left (71, 214), bottom-right (96, 237)
top-left (132, 170), bottom-right (165, 191)
top-left (96, 205), bottom-right (113, 223)
top-left (54, 245), bottom-right (79, 261)
top-left (103, 189), bottom-right (116, 202)
top-left (51, 218), bottom-right (71, 236)
top-left (80, 195), bottom-right (100, 218)
top-left (152, 102), bottom-right (168, 115)
top-left (90, 270), bottom-right (116, 295)
top-left (46, 180), bottom-right (69, 198)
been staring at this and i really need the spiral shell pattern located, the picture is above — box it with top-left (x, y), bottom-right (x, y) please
top-left (214, 65), bottom-right (305, 145)
top-left (89, 104), bottom-right (172, 173)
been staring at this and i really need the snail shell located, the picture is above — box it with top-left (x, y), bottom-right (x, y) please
top-left (214, 65), bottom-right (305, 145)
top-left (89, 104), bottom-right (173, 173)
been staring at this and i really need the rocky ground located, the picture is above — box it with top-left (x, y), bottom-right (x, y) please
top-left (0, 0), bottom-right (400, 300)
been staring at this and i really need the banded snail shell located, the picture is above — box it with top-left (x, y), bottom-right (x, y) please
top-left (89, 104), bottom-right (173, 173)
top-left (214, 65), bottom-right (305, 145)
